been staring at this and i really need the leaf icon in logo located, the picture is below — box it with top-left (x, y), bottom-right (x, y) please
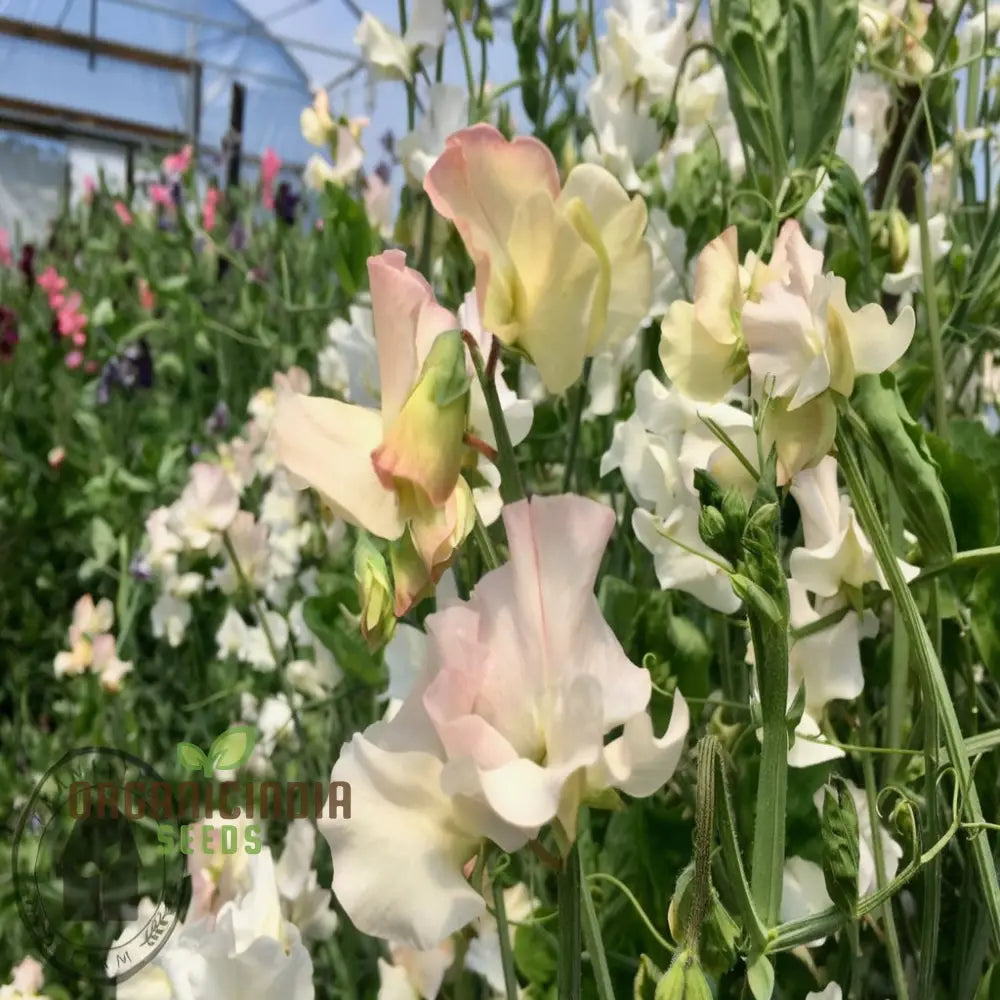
top-left (208, 725), bottom-right (258, 772)
top-left (177, 742), bottom-right (210, 774)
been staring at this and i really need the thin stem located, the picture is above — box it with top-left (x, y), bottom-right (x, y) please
top-left (492, 878), bottom-right (520, 1000)
top-left (451, 0), bottom-right (478, 107)
top-left (585, 874), bottom-right (675, 954)
top-left (905, 162), bottom-right (947, 432)
top-left (861, 718), bottom-right (910, 1000)
top-left (561, 358), bottom-right (592, 493)
top-left (557, 842), bottom-right (582, 1000)
top-left (579, 850), bottom-right (616, 1000)
top-left (837, 423), bottom-right (1000, 949)
top-left (463, 332), bottom-right (525, 503)
top-left (885, 475), bottom-right (910, 783)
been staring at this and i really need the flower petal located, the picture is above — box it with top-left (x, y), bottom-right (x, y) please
top-left (272, 393), bottom-right (405, 540)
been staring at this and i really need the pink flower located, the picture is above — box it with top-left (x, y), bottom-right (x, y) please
top-left (202, 186), bottom-right (222, 231)
top-left (150, 183), bottom-right (173, 207)
top-left (138, 277), bottom-right (156, 311)
top-left (38, 266), bottom-right (66, 299)
top-left (57, 292), bottom-right (87, 339)
top-left (48, 446), bottom-right (66, 468)
top-left (114, 201), bottom-right (133, 225)
top-left (163, 144), bottom-right (193, 177)
top-left (65, 350), bottom-right (84, 369)
top-left (71, 330), bottom-right (87, 347)
top-left (0, 228), bottom-right (11, 267)
top-left (84, 176), bottom-right (97, 197)
top-left (260, 147), bottom-right (281, 210)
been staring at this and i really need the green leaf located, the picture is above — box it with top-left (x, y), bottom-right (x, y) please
top-left (208, 725), bottom-right (258, 771)
top-left (513, 906), bottom-right (558, 986)
top-left (177, 742), bottom-right (209, 773)
top-left (820, 777), bottom-right (860, 915)
top-left (90, 517), bottom-right (117, 567)
top-left (745, 953), bottom-right (774, 1000)
top-left (158, 274), bottom-right (190, 293)
top-left (970, 568), bottom-right (1000, 680)
top-left (850, 373), bottom-right (956, 565)
top-left (925, 432), bottom-right (999, 551)
top-left (785, 0), bottom-right (859, 169)
top-left (303, 594), bottom-right (383, 685)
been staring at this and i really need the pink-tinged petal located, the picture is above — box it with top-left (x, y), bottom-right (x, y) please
top-left (319, 734), bottom-right (485, 950)
top-left (368, 250), bottom-right (456, 425)
top-left (272, 392), bottom-right (405, 540)
top-left (769, 220), bottom-right (824, 300)
top-left (743, 283), bottom-right (828, 402)
top-left (424, 124), bottom-right (560, 314)
top-left (587, 692), bottom-right (690, 797)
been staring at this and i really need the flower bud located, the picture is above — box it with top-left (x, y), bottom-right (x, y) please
top-left (354, 535), bottom-right (396, 649)
top-left (474, 12), bottom-right (494, 42)
top-left (887, 209), bottom-right (910, 273)
top-left (654, 950), bottom-right (714, 1000)
top-left (372, 329), bottom-right (470, 507)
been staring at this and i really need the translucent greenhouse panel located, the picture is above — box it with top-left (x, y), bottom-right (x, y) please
top-left (67, 138), bottom-right (127, 201)
top-left (0, 35), bottom-right (192, 136)
top-left (0, 131), bottom-right (66, 242)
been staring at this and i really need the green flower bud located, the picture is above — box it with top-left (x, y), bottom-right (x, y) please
top-left (655, 950), bottom-right (714, 1000)
top-left (354, 535), bottom-right (396, 650)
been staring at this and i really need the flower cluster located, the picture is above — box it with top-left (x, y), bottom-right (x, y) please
top-left (53, 594), bottom-right (133, 692)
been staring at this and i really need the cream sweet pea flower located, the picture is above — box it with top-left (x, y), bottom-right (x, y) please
top-left (355, 0), bottom-right (446, 82)
top-left (273, 250), bottom-right (475, 614)
top-left (274, 820), bottom-right (338, 940)
top-left (425, 124), bottom-right (652, 394)
top-left (789, 457), bottom-right (919, 598)
top-left (2, 957), bottom-right (48, 999)
top-left (168, 462), bottom-right (240, 550)
top-left (398, 83), bottom-right (469, 184)
top-left (742, 222), bottom-right (915, 409)
top-left (319, 495), bottom-right (689, 949)
top-left (377, 939), bottom-right (454, 1000)
top-left (300, 88), bottom-right (334, 146)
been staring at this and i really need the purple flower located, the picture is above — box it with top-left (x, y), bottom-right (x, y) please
top-left (205, 401), bottom-right (230, 435)
top-left (274, 182), bottom-right (300, 225)
top-left (0, 307), bottom-right (19, 361)
top-left (19, 244), bottom-right (35, 289)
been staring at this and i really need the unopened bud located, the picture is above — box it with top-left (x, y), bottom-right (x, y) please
top-left (654, 950), bottom-right (714, 1000)
top-left (888, 209), bottom-right (910, 273)
top-left (354, 535), bottom-right (396, 649)
top-left (474, 13), bottom-right (493, 41)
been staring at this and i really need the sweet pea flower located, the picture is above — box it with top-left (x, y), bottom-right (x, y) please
top-left (260, 147), bottom-right (282, 210)
top-left (162, 143), bottom-right (193, 177)
top-left (64, 350), bottom-right (84, 369)
top-left (114, 201), bottom-right (133, 225)
top-left (0, 228), bottom-right (11, 268)
top-left (742, 221), bottom-right (915, 408)
top-left (274, 250), bottom-right (475, 614)
top-left (37, 266), bottom-right (66, 306)
top-left (319, 494), bottom-right (689, 949)
top-left (149, 183), bottom-right (172, 208)
top-left (168, 462), bottom-right (240, 549)
top-left (363, 171), bottom-right (394, 238)
top-left (202, 186), bottom-right (222, 231)
top-left (3, 956), bottom-right (48, 998)
top-left (354, 0), bottom-right (446, 82)
top-left (47, 446), bottom-right (66, 468)
top-left (789, 456), bottom-right (919, 598)
top-left (300, 88), bottom-right (336, 146)
top-left (397, 83), bottom-right (469, 184)
top-left (138, 277), bottom-right (156, 312)
top-left (425, 124), bottom-right (653, 394)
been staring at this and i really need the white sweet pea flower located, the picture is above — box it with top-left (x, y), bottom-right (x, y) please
top-left (398, 84), bottom-right (469, 184)
top-left (789, 457), bottom-right (919, 597)
top-left (318, 305), bottom-right (381, 407)
top-left (3, 956), bottom-right (48, 998)
top-left (377, 939), bottom-right (454, 1000)
top-left (780, 856), bottom-right (834, 945)
top-left (465, 883), bottom-right (539, 994)
top-left (601, 371), bottom-right (754, 612)
top-left (144, 506), bottom-right (183, 576)
top-left (241, 691), bottom-right (298, 773)
top-left (211, 511), bottom-right (271, 594)
top-left (319, 495), bottom-right (690, 949)
top-left (813, 779), bottom-right (904, 897)
top-left (150, 593), bottom-right (191, 648)
top-left (114, 850), bottom-right (314, 1000)
top-left (355, 0), bottom-right (446, 83)
top-left (807, 986), bottom-right (843, 1000)
top-left (168, 462), bottom-right (239, 550)
top-left (581, 82), bottom-right (660, 192)
top-left (274, 820), bottom-right (338, 940)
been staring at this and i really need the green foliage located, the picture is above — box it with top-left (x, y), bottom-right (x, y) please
top-left (821, 778), bottom-right (861, 915)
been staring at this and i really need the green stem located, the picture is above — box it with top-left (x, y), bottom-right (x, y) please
top-left (451, 0), bottom-right (478, 107)
top-left (905, 162), bottom-right (947, 433)
top-left (916, 586), bottom-right (942, 1000)
top-left (861, 721), bottom-right (910, 1000)
top-left (557, 843), bottom-right (582, 1000)
top-left (492, 878), bottom-right (521, 1000)
top-left (579, 850), bottom-right (615, 1000)
top-left (464, 333), bottom-right (525, 503)
top-left (837, 423), bottom-right (1000, 949)
top-left (561, 358), bottom-right (592, 493)
top-left (473, 511), bottom-right (500, 570)
top-left (885, 477), bottom-right (910, 783)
